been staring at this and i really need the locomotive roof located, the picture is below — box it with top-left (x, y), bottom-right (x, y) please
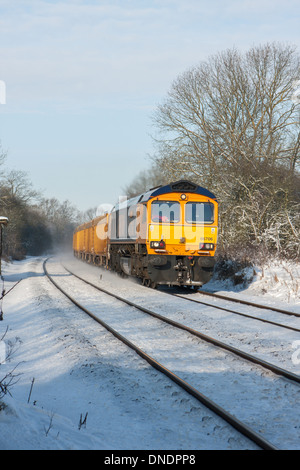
top-left (75, 181), bottom-right (217, 231)
top-left (113, 180), bottom-right (217, 212)
top-left (139, 180), bottom-right (217, 203)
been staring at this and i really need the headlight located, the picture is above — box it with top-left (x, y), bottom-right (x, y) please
top-left (150, 240), bottom-right (166, 249)
top-left (199, 243), bottom-right (214, 250)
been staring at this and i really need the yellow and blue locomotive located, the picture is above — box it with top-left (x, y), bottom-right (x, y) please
top-left (73, 180), bottom-right (218, 287)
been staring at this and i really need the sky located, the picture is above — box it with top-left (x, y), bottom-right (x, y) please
top-left (0, 0), bottom-right (300, 212)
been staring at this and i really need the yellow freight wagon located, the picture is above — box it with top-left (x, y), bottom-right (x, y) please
top-left (73, 213), bottom-right (108, 265)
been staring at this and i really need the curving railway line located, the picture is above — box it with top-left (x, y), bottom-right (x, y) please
top-left (43, 257), bottom-right (300, 450)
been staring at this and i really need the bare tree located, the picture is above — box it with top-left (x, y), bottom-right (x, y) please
top-left (152, 42), bottom-right (300, 258)
top-left (1, 170), bottom-right (40, 204)
top-left (38, 197), bottom-right (79, 248)
top-left (153, 43), bottom-right (300, 181)
top-left (122, 164), bottom-right (168, 199)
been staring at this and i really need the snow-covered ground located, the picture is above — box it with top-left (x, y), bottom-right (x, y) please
top-left (202, 257), bottom-right (300, 307)
top-left (0, 253), bottom-right (299, 450)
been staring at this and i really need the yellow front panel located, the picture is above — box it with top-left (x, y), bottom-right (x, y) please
top-left (148, 224), bottom-right (218, 254)
top-left (146, 193), bottom-right (218, 255)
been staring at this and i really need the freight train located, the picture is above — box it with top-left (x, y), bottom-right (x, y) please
top-left (73, 180), bottom-right (218, 287)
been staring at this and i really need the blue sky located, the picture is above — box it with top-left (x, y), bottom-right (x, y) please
top-left (0, 0), bottom-right (300, 211)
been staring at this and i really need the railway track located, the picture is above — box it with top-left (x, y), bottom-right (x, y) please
top-left (61, 263), bottom-right (300, 384)
top-left (198, 289), bottom-right (300, 317)
top-left (170, 290), bottom-right (300, 333)
top-left (43, 257), bottom-right (300, 450)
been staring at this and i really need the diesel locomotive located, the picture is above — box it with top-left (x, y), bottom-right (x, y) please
top-left (73, 180), bottom-right (218, 287)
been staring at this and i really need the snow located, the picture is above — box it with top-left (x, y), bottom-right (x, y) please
top-left (202, 257), bottom-right (300, 307)
top-left (0, 253), bottom-right (299, 450)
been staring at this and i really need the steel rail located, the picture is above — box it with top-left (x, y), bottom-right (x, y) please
top-left (171, 292), bottom-right (300, 333)
top-left (62, 262), bottom-right (300, 385)
top-left (198, 290), bottom-right (300, 318)
top-left (43, 258), bottom-right (278, 450)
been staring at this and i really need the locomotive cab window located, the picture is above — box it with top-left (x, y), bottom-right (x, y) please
top-left (185, 202), bottom-right (214, 224)
top-left (151, 201), bottom-right (180, 223)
